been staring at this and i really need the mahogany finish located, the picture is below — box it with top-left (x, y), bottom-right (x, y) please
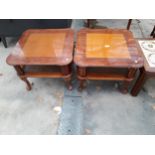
top-left (75, 29), bottom-right (143, 68)
top-left (6, 29), bottom-right (74, 90)
top-left (7, 29), bottom-right (74, 65)
top-left (74, 29), bottom-right (143, 93)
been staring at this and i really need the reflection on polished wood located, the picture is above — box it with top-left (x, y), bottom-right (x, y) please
top-left (74, 29), bottom-right (143, 93)
top-left (6, 29), bottom-right (74, 90)
top-left (7, 29), bottom-right (74, 65)
top-left (86, 33), bottom-right (130, 59)
top-left (23, 33), bottom-right (66, 58)
top-left (75, 29), bottom-right (143, 68)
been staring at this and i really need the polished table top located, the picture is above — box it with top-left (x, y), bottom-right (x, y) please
top-left (74, 29), bottom-right (143, 68)
top-left (7, 29), bottom-right (74, 65)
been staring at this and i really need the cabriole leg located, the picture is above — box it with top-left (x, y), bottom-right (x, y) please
top-left (14, 65), bottom-right (32, 91)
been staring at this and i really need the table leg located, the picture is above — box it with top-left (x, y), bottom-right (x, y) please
top-left (14, 65), bottom-right (32, 91)
top-left (131, 68), bottom-right (147, 96)
top-left (121, 68), bottom-right (137, 94)
top-left (61, 65), bottom-right (72, 90)
top-left (77, 67), bottom-right (86, 91)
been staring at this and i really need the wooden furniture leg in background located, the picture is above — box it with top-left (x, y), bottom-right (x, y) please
top-left (87, 19), bottom-right (91, 28)
top-left (131, 68), bottom-right (147, 96)
top-left (1, 36), bottom-right (7, 48)
top-left (127, 19), bottom-right (132, 30)
top-left (61, 64), bottom-right (72, 90)
top-left (86, 19), bottom-right (96, 28)
top-left (150, 25), bottom-right (155, 38)
top-left (77, 67), bottom-right (86, 91)
top-left (121, 68), bottom-right (137, 94)
top-left (14, 65), bottom-right (32, 91)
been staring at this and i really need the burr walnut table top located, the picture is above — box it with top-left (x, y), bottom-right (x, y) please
top-left (74, 29), bottom-right (143, 68)
top-left (6, 29), bottom-right (74, 65)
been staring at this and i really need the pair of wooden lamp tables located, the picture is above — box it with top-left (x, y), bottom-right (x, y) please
top-left (6, 28), bottom-right (154, 96)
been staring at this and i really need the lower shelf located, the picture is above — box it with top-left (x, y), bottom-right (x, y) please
top-left (78, 67), bottom-right (134, 81)
top-left (84, 73), bottom-right (132, 81)
top-left (22, 72), bottom-right (64, 78)
top-left (21, 65), bottom-right (70, 78)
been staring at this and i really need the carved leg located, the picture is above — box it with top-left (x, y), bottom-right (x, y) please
top-left (14, 65), bottom-right (32, 91)
top-left (77, 67), bottom-right (86, 91)
top-left (120, 68), bottom-right (137, 94)
top-left (61, 64), bottom-right (72, 90)
top-left (131, 68), bottom-right (147, 96)
top-left (20, 77), bottom-right (32, 91)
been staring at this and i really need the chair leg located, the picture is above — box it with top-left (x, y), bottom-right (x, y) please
top-left (1, 36), bottom-right (7, 48)
top-left (127, 19), bottom-right (132, 30)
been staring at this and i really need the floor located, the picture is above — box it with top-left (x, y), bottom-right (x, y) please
top-left (0, 41), bottom-right (64, 134)
top-left (0, 19), bottom-right (155, 134)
